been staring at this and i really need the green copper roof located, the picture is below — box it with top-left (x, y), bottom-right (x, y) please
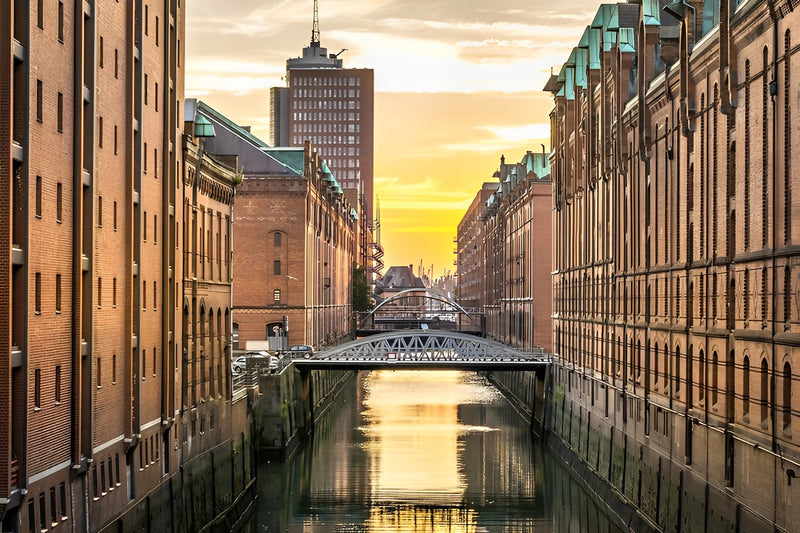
top-left (575, 48), bottom-right (588, 88)
top-left (578, 26), bottom-right (590, 48)
top-left (564, 65), bottom-right (575, 100)
top-left (642, 0), bottom-right (661, 26)
top-left (588, 28), bottom-right (602, 69)
top-left (193, 114), bottom-right (216, 138)
top-left (262, 148), bottom-right (304, 175)
top-left (618, 27), bottom-right (636, 53)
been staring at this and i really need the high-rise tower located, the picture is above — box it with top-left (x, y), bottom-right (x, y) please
top-left (269, 0), bottom-right (375, 226)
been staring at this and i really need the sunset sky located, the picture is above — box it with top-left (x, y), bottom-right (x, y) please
top-left (186, 0), bottom-right (598, 278)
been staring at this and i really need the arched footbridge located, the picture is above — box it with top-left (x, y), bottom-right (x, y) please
top-left (293, 329), bottom-right (552, 371)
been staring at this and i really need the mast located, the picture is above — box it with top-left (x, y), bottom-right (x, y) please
top-left (311, 0), bottom-right (320, 46)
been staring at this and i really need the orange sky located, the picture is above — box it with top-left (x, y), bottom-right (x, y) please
top-left (186, 0), bottom-right (600, 278)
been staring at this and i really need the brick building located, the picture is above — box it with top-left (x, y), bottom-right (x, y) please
top-left (456, 152), bottom-right (552, 353)
top-left (198, 100), bottom-right (356, 351)
top-left (457, 183), bottom-right (499, 316)
top-left (0, 3), bottom-right (245, 532)
top-left (549, 0), bottom-right (800, 528)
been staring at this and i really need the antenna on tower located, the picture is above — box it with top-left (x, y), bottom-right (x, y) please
top-left (311, 0), bottom-right (321, 46)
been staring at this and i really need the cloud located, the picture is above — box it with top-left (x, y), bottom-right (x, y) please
top-left (440, 123), bottom-right (551, 153)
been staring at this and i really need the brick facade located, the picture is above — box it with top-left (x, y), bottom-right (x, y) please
top-left (549, 0), bottom-right (800, 528)
top-left (457, 152), bottom-right (553, 353)
top-left (1, 2), bottom-right (240, 532)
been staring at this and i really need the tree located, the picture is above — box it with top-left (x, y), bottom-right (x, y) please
top-left (353, 265), bottom-right (374, 312)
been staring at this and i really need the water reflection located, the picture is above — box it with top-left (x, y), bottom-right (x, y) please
top-left (251, 371), bottom-right (622, 532)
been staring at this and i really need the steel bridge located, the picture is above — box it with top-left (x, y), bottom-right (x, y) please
top-left (292, 329), bottom-right (552, 371)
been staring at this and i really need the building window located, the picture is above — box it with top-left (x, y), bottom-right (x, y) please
top-left (273, 289), bottom-right (281, 304)
top-left (35, 176), bottom-right (42, 217)
top-left (35, 273), bottom-right (41, 314)
top-left (97, 277), bottom-right (102, 308)
top-left (114, 125), bottom-right (118, 155)
top-left (37, 0), bottom-right (44, 28)
top-left (57, 1), bottom-right (64, 42)
top-left (50, 487), bottom-right (57, 525)
top-left (98, 116), bottom-right (103, 147)
top-left (743, 355), bottom-right (751, 417)
top-left (55, 365), bottom-right (61, 403)
top-left (761, 358), bottom-right (770, 424)
top-left (56, 182), bottom-right (63, 222)
top-left (115, 49), bottom-right (119, 79)
top-left (784, 361), bottom-right (792, 430)
top-left (273, 260), bottom-right (281, 275)
top-left (144, 142), bottom-right (148, 172)
top-left (142, 349), bottom-right (146, 378)
top-left (38, 494), bottom-right (45, 531)
top-left (36, 80), bottom-right (43, 122)
top-left (113, 201), bottom-right (118, 230)
top-left (59, 482), bottom-right (67, 517)
top-left (55, 274), bottom-right (62, 313)
top-left (112, 277), bottom-right (117, 307)
top-left (98, 196), bottom-right (103, 227)
top-left (99, 36), bottom-right (104, 68)
top-left (112, 354), bottom-right (117, 384)
top-left (274, 232), bottom-right (281, 247)
top-left (35, 369), bottom-right (41, 409)
top-left (57, 92), bottom-right (63, 132)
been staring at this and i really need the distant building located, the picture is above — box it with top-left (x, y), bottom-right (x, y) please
top-left (456, 152), bottom-right (552, 352)
top-left (195, 101), bottom-right (357, 350)
top-left (457, 183), bottom-right (500, 314)
top-left (372, 265), bottom-right (429, 324)
top-left (269, 1), bottom-right (380, 281)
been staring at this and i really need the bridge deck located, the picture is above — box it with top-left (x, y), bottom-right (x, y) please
top-left (294, 329), bottom-right (552, 371)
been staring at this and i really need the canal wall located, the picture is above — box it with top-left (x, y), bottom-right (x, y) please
top-left (98, 394), bottom-right (257, 533)
top-left (544, 363), bottom-right (775, 532)
top-left (484, 369), bottom-right (548, 434)
top-left (253, 365), bottom-right (354, 456)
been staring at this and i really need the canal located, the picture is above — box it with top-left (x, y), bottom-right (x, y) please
top-left (248, 370), bottom-right (625, 532)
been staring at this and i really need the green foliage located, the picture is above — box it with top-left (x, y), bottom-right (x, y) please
top-left (353, 265), bottom-right (374, 312)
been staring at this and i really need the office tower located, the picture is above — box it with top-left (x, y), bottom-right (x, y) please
top-left (269, 0), bottom-right (375, 224)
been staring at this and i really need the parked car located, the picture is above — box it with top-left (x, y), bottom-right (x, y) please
top-left (231, 351), bottom-right (278, 373)
top-left (289, 344), bottom-right (315, 358)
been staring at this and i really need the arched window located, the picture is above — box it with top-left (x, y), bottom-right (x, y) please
top-left (663, 344), bottom-right (670, 392)
top-left (699, 349), bottom-right (706, 403)
top-left (784, 361), bottom-right (792, 430)
top-left (762, 47), bottom-right (769, 248)
top-left (785, 30), bottom-right (792, 246)
top-left (712, 351), bottom-right (719, 406)
top-left (713, 83), bottom-right (719, 256)
top-left (744, 59), bottom-right (751, 250)
top-left (208, 309), bottom-right (215, 398)
top-left (743, 355), bottom-right (751, 417)
top-left (761, 358), bottom-right (769, 424)
top-left (675, 345), bottom-right (682, 396)
top-left (654, 343), bottom-right (660, 386)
